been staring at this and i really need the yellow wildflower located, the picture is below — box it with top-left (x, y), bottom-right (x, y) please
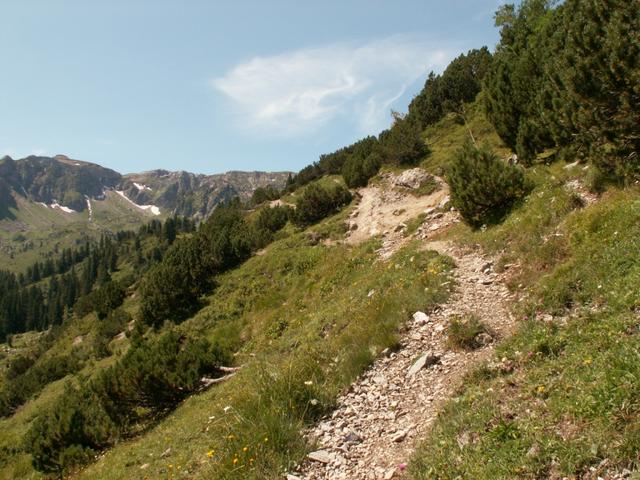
top-left (207, 450), bottom-right (214, 458)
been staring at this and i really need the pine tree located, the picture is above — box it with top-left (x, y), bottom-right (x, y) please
top-left (483, 0), bottom-right (557, 163)
top-left (550, 0), bottom-right (640, 179)
top-left (447, 142), bottom-right (532, 227)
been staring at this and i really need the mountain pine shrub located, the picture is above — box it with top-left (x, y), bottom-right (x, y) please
top-left (293, 183), bottom-right (352, 227)
top-left (26, 332), bottom-right (228, 475)
top-left (447, 142), bottom-right (532, 227)
top-left (342, 151), bottom-right (381, 188)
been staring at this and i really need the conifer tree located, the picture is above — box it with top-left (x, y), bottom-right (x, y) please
top-left (447, 142), bottom-right (532, 227)
top-left (549, 0), bottom-right (640, 179)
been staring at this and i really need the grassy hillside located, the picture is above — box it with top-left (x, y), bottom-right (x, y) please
top-left (3, 93), bottom-right (638, 480)
top-left (0, 193), bottom-right (453, 479)
top-left (0, 192), bottom-right (162, 273)
top-left (420, 95), bottom-right (510, 175)
top-left (0, 98), bottom-right (523, 480)
top-left (411, 162), bottom-right (640, 478)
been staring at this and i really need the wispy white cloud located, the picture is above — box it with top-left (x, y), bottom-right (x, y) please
top-left (212, 35), bottom-right (452, 137)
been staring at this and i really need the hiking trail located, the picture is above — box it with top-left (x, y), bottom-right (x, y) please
top-left (292, 169), bottom-right (517, 480)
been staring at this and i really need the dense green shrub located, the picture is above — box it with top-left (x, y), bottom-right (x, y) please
top-left (293, 183), bottom-right (352, 227)
top-left (377, 114), bottom-right (429, 166)
top-left (4, 354), bottom-right (35, 380)
top-left (550, 0), bottom-right (640, 180)
top-left (447, 142), bottom-right (532, 227)
top-left (93, 307), bottom-right (131, 357)
top-left (255, 204), bottom-right (290, 233)
top-left (75, 281), bottom-right (125, 320)
top-left (251, 185), bottom-right (281, 205)
top-left (26, 332), bottom-right (228, 475)
top-left (285, 136), bottom-right (378, 192)
top-left (342, 151), bottom-right (381, 188)
top-left (483, 0), bottom-right (557, 163)
top-left (200, 203), bottom-right (252, 270)
top-left (138, 253), bottom-right (207, 328)
top-left (0, 353), bottom-right (82, 417)
top-left (251, 205), bottom-right (292, 249)
top-left (139, 203), bottom-right (252, 327)
top-left (408, 47), bottom-right (492, 129)
top-left (26, 385), bottom-right (116, 476)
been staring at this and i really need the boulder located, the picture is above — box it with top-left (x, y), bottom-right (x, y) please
top-left (413, 311), bottom-right (429, 324)
top-left (392, 168), bottom-right (431, 189)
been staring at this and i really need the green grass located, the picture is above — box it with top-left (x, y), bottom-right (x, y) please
top-left (446, 314), bottom-right (491, 350)
top-left (0, 197), bottom-right (453, 479)
top-left (404, 213), bottom-right (428, 237)
top-left (0, 191), bottom-right (161, 273)
top-left (411, 166), bottom-right (640, 478)
top-left (411, 176), bottom-right (440, 197)
top-left (8, 98), bottom-right (638, 480)
top-left (68, 232), bottom-right (453, 480)
top-left (420, 96), bottom-right (510, 176)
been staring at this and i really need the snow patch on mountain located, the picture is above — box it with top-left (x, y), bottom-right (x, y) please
top-left (133, 182), bottom-right (152, 191)
top-left (50, 202), bottom-right (76, 213)
top-left (115, 190), bottom-right (161, 216)
top-left (85, 196), bottom-right (93, 221)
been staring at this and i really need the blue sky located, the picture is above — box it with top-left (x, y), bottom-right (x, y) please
top-left (0, 0), bottom-right (501, 174)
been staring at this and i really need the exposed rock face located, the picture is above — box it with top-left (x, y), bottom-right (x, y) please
top-left (120, 169), bottom-right (290, 219)
top-left (391, 168), bottom-right (432, 189)
top-left (0, 155), bottom-right (290, 218)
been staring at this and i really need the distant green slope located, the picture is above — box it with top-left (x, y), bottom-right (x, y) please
top-left (0, 191), bottom-right (161, 272)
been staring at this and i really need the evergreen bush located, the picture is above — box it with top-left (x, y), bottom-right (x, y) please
top-left (342, 152), bottom-right (381, 188)
top-left (447, 142), bottom-right (532, 227)
top-left (293, 183), bottom-right (352, 227)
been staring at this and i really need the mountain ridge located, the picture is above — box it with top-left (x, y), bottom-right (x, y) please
top-left (0, 154), bottom-right (290, 218)
top-left (0, 154), bottom-right (290, 272)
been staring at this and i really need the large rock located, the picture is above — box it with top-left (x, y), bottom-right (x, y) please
top-left (392, 168), bottom-right (432, 189)
top-left (413, 311), bottom-right (429, 325)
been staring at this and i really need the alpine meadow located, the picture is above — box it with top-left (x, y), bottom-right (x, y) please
top-left (1, 1), bottom-right (639, 479)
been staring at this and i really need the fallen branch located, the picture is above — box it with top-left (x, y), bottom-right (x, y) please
top-left (200, 373), bottom-right (236, 389)
top-left (219, 365), bottom-right (242, 373)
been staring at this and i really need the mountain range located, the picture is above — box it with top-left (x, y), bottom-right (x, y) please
top-left (0, 154), bottom-right (289, 219)
top-left (0, 154), bottom-right (290, 270)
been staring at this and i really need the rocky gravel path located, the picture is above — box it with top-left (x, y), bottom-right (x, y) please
top-left (292, 240), bottom-right (516, 480)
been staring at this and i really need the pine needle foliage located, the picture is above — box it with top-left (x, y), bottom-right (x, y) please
top-left (447, 142), bottom-right (532, 227)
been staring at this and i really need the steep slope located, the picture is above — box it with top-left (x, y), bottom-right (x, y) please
top-left (0, 183), bottom-right (453, 479)
top-left (299, 240), bottom-right (515, 479)
top-left (409, 166), bottom-right (640, 479)
top-left (0, 155), bottom-right (290, 272)
top-left (119, 169), bottom-right (290, 219)
top-left (0, 155), bottom-right (120, 213)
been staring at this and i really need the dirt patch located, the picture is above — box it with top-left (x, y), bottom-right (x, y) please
top-left (345, 171), bottom-right (450, 259)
